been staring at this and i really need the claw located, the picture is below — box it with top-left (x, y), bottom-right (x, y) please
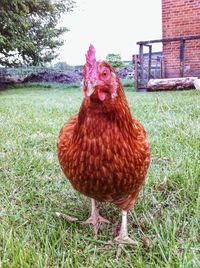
top-left (81, 199), bottom-right (110, 235)
top-left (115, 235), bottom-right (138, 245)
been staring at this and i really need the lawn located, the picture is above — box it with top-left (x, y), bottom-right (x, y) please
top-left (0, 84), bottom-right (199, 267)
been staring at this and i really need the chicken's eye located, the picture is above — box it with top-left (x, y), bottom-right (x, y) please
top-left (103, 71), bottom-right (107, 76)
top-left (100, 67), bottom-right (110, 79)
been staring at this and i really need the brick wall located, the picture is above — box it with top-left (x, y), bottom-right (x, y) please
top-left (162, 0), bottom-right (200, 77)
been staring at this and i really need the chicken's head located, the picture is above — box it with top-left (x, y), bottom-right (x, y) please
top-left (83, 44), bottom-right (118, 102)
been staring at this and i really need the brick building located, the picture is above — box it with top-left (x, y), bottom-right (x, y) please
top-left (162, 0), bottom-right (200, 78)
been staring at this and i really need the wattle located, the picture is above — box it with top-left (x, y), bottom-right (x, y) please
top-left (98, 90), bottom-right (106, 101)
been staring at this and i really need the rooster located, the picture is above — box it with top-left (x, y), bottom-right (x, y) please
top-left (57, 45), bottom-right (150, 244)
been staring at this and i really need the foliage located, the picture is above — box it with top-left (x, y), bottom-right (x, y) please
top-left (117, 64), bottom-right (134, 79)
top-left (0, 85), bottom-right (199, 267)
top-left (121, 78), bottom-right (134, 87)
top-left (53, 61), bottom-right (72, 70)
top-left (106, 53), bottom-right (125, 68)
top-left (0, 0), bottom-right (75, 67)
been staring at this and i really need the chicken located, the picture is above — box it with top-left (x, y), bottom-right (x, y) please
top-left (57, 44), bottom-right (150, 244)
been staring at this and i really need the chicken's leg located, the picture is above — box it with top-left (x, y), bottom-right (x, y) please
top-left (115, 210), bottom-right (138, 244)
top-left (81, 198), bottom-right (110, 235)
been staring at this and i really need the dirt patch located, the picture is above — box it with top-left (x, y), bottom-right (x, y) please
top-left (0, 76), bottom-right (22, 89)
top-left (23, 70), bottom-right (83, 84)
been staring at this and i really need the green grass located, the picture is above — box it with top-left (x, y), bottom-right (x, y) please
top-left (0, 84), bottom-right (199, 267)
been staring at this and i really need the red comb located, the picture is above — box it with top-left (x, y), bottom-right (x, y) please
top-left (83, 44), bottom-right (97, 81)
top-left (86, 44), bottom-right (96, 66)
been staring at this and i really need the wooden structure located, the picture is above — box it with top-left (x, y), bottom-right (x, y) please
top-left (134, 34), bottom-right (200, 90)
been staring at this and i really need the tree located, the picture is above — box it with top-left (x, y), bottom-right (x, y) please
top-left (0, 0), bottom-right (75, 67)
top-left (106, 53), bottom-right (125, 68)
top-left (54, 61), bottom-right (71, 70)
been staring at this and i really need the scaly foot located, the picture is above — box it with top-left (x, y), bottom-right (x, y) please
top-left (115, 210), bottom-right (138, 245)
top-left (115, 234), bottom-right (138, 245)
top-left (81, 199), bottom-right (110, 235)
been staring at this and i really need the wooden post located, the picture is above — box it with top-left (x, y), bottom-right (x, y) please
top-left (148, 45), bottom-right (152, 81)
top-left (180, 39), bottom-right (185, 77)
top-left (161, 56), bottom-right (165, 78)
top-left (139, 44), bottom-right (144, 88)
top-left (134, 55), bottom-right (138, 91)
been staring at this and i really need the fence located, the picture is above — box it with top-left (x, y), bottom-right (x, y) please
top-left (0, 65), bottom-right (79, 79)
top-left (133, 52), bottom-right (163, 90)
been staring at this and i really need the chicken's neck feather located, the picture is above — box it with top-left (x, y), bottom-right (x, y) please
top-left (74, 84), bottom-right (134, 139)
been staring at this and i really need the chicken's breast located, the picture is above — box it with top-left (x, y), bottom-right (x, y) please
top-left (57, 112), bottom-right (150, 211)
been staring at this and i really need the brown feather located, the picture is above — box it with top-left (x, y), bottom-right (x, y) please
top-left (57, 63), bottom-right (150, 211)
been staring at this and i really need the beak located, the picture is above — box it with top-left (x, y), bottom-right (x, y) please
top-left (85, 81), bottom-right (95, 96)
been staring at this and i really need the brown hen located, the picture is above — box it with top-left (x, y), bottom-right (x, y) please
top-left (57, 45), bottom-right (150, 244)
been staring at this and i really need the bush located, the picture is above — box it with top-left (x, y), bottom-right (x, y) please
top-left (106, 54), bottom-right (125, 68)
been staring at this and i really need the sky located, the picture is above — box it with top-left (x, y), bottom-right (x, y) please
top-left (58, 0), bottom-right (162, 65)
